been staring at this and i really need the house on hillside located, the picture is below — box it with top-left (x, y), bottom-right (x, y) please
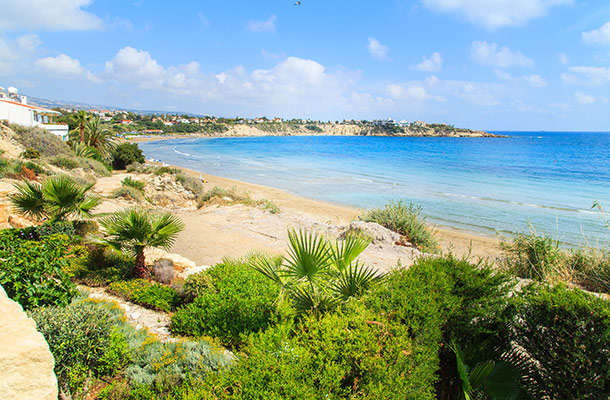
top-left (0, 89), bottom-right (69, 141)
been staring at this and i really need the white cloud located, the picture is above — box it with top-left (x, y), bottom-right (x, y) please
top-left (414, 52), bottom-right (442, 72)
top-left (0, 34), bottom-right (41, 75)
top-left (470, 41), bottom-right (533, 68)
top-left (0, 0), bottom-right (103, 31)
top-left (246, 15), bottom-right (276, 33)
top-left (421, 0), bottom-right (572, 29)
top-left (367, 38), bottom-right (389, 60)
top-left (525, 74), bottom-right (548, 87)
top-left (582, 22), bottom-right (610, 46)
top-left (386, 84), bottom-right (431, 101)
top-left (574, 91), bottom-right (596, 104)
top-left (35, 53), bottom-right (101, 83)
top-left (561, 66), bottom-right (610, 86)
top-left (105, 47), bottom-right (166, 88)
top-left (558, 52), bottom-right (569, 65)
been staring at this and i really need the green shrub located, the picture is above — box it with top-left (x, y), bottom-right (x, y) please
top-left (363, 200), bottom-right (437, 252)
top-left (176, 173), bottom-right (204, 198)
top-left (112, 143), bottom-right (145, 170)
top-left (170, 260), bottom-right (282, 347)
top-left (80, 157), bottom-right (112, 176)
top-left (0, 231), bottom-right (80, 309)
top-left (566, 248), bottom-right (610, 294)
top-left (154, 165), bottom-right (180, 175)
top-left (305, 124), bottom-right (323, 132)
top-left (108, 279), bottom-right (180, 312)
top-left (49, 155), bottom-right (80, 170)
top-left (126, 161), bottom-right (144, 173)
top-left (122, 176), bottom-right (145, 191)
top-left (512, 284), bottom-right (610, 398)
top-left (70, 245), bottom-right (133, 286)
top-left (24, 161), bottom-right (45, 174)
top-left (112, 186), bottom-right (144, 201)
top-left (21, 148), bottom-right (41, 159)
top-left (29, 298), bottom-right (130, 396)
top-left (16, 220), bottom-right (76, 241)
top-left (11, 124), bottom-right (73, 157)
top-left (365, 256), bottom-right (513, 397)
top-left (204, 308), bottom-right (435, 399)
top-left (501, 229), bottom-right (563, 282)
top-left (73, 219), bottom-right (99, 236)
top-left (182, 269), bottom-right (213, 302)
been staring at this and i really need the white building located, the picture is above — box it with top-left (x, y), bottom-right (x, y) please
top-left (0, 89), bottom-right (69, 141)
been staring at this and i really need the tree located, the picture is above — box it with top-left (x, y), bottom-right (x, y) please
top-left (98, 208), bottom-right (184, 278)
top-left (11, 175), bottom-right (101, 222)
top-left (69, 110), bottom-right (91, 144)
top-left (249, 229), bottom-right (380, 315)
top-left (84, 116), bottom-right (116, 159)
top-left (111, 142), bottom-right (145, 170)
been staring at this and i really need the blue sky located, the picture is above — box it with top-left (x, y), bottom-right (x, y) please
top-left (1, 0), bottom-right (610, 130)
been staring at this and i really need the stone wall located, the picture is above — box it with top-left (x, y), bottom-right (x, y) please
top-left (0, 285), bottom-right (58, 400)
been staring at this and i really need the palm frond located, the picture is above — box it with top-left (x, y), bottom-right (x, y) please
top-left (248, 251), bottom-right (285, 286)
top-left (42, 176), bottom-right (91, 221)
top-left (330, 229), bottom-right (372, 271)
top-left (148, 212), bottom-right (185, 250)
top-left (10, 180), bottom-right (46, 220)
top-left (71, 141), bottom-right (96, 158)
top-left (290, 284), bottom-right (339, 316)
top-left (332, 262), bottom-right (381, 301)
top-left (284, 229), bottom-right (332, 283)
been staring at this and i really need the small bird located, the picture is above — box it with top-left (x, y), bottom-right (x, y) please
top-left (294, 1), bottom-right (301, 5)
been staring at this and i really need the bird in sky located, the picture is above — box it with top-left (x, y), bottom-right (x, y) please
top-left (294, 1), bottom-right (301, 6)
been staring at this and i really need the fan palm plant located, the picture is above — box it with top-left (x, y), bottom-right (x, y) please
top-left (11, 176), bottom-right (101, 222)
top-left (249, 229), bottom-right (380, 315)
top-left (98, 208), bottom-right (184, 278)
top-left (71, 141), bottom-right (96, 159)
top-left (84, 116), bottom-right (116, 158)
top-left (69, 110), bottom-right (91, 144)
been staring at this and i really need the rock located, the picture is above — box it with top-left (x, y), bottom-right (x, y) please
top-left (144, 248), bottom-right (197, 272)
top-left (0, 285), bottom-right (58, 400)
top-left (144, 175), bottom-right (198, 209)
top-left (341, 221), bottom-right (402, 245)
top-left (176, 265), bottom-right (211, 280)
top-left (129, 312), bottom-right (142, 320)
top-left (0, 203), bottom-right (9, 223)
top-left (8, 214), bottom-right (36, 229)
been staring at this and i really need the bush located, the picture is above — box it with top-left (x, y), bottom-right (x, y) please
top-left (49, 155), bottom-right (80, 170)
top-left (80, 157), bottom-right (112, 176)
top-left (71, 245), bottom-right (133, 286)
top-left (176, 173), bottom-right (204, 198)
top-left (204, 308), bottom-right (436, 399)
top-left (112, 143), bottom-right (145, 170)
top-left (567, 248), bottom-right (610, 293)
top-left (16, 220), bottom-right (76, 241)
top-left (21, 148), bottom-right (41, 159)
top-left (24, 161), bottom-right (45, 174)
top-left (154, 166), bottom-right (180, 175)
top-left (365, 256), bottom-right (513, 397)
top-left (512, 284), bottom-right (610, 398)
top-left (29, 298), bottom-right (130, 396)
top-left (152, 259), bottom-right (175, 284)
top-left (170, 259), bottom-right (282, 348)
top-left (126, 161), bottom-right (143, 173)
top-left (122, 176), bottom-right (145, 191)
top-left (501, 229), bottom-right (563, 282)
top-left (0, 230), bottom-right (81, 309)
top-left (112, 186), bottom-right (144, 201)
top-left (11, 124), bottom-right (73, 157)
top-left (363, 200), bottom-right (437, 252)
top-left (182, 269), bottom-right (213, 302)
top-left (108, 279), bottom-right (180, 312)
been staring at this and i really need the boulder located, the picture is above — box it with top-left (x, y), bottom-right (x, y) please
top-left (144, 174), bottom-right (198, 209)
top-left (8, 214), bottom-right (36, 229)
top-left (0, 286), bottom-right (58, 400)
top-left (144, 248), bottom-right (197, 272)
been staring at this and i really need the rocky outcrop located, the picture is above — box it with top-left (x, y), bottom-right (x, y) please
top-left (144, 174), bottom-right (199, 209)
top-left (0, 286), bottom-right (58, 400)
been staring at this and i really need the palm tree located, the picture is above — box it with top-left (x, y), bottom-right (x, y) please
top-left (98, 208), bottom-right (184, 278)
top-left (84, 116), bottom-right (116, 159)
top-left (11, 175), bottom-right (101, 222)
top-left (69, 110), bottom-right (91, 144)
top-left (249, 229), bottom-right (380, 315)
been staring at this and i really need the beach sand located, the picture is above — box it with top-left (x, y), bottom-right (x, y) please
top-left (94, 162), bottom-right (504, 272)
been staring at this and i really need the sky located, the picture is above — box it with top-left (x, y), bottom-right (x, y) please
top-left (1, 0), bottom-right (610, 131)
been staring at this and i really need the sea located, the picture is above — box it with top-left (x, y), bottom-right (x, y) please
top-left (139, 132), bottom-right (610, 247)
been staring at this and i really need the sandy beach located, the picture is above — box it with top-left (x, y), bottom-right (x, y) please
top-left (93, 156), bottom-right (504, 272)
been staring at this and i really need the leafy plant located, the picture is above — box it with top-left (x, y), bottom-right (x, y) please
top-left (363, 200), bottom-right (437, 252)
top-left (10, 175), bottom-right (101, 222)
top-left (112, 186), bottom-right (144, 201)
top-left (111, 143), bottom-right (145, 170)
top-left (97, 208), bottom-right (184, 278)
top-left (249, 229), bottom-right (380, 316)
top-left (49, 155), bottom-right (80, 170)
top-left (170, 259), bottom-right (283, 348)
top-left (121, 176), bottom-right (145, 191)
top-left (0, 230), bottom-right (80, 309)
top-left (108, 279), bottom-right (180, 312)
top-left (11, 124), bottom-right (73, 157)
top-left (501, 228), bottom-right (563, 282)
top-left (21, 148), bottom-right (41, 159)
top-left (511, 283), bottom-right (610, 399)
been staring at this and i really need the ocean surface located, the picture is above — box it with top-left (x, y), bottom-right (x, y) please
top-left (139, 132), bottom-right (610, 246)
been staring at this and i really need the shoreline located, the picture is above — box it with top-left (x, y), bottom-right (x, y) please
top-left (154, 161), bottom-right (504, 262)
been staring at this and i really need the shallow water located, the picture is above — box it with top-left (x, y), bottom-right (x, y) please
top-left (140, 132), bottom-right (610, 246)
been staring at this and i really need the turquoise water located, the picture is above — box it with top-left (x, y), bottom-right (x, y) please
top-left (139, 132), bottom-right (610, 246)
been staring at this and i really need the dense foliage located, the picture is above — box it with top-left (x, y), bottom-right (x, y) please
top-left (170, 259), bottom-right (282, 347)
top-left (111, 142), bottom-right (145, 170)
top-left (0, 230), bottom-right (82, 309)
top-left (108, 279), bottom-right (181, 312)
top-left (511, 284), bottom-right (610, 398)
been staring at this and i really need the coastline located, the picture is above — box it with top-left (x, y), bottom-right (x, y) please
top-left (155, 161), bottom-right (504, 263)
